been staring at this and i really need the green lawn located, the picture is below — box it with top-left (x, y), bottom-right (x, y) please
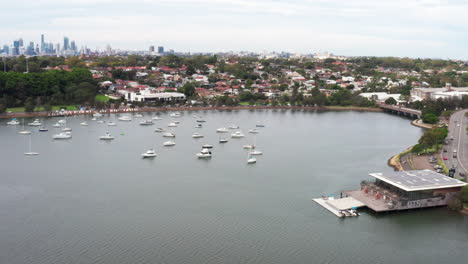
top-left (7, 105), bottom-right (78, 112)
top-left (95, 94), bottom-right (110, 103)
top-left (239, 102), bottom-right (250, 106)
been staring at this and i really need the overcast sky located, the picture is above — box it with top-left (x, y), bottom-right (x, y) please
top-left (1, 0), bottom-right (467, 59)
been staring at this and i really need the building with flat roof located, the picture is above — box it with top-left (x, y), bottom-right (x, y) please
top-left (345, 170), bottom-right (467, 212)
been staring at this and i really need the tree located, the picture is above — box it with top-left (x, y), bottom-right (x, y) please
top-left (385, 97), bottom-right (397, 105)
top-left (422, 113), bottom-right (439, 124)
top-left (0, 98), bottom-right (6, 114)
top-left (24, 97), bottom-right (36, 112)
top-left (180, 82), bottom-right (196, 97)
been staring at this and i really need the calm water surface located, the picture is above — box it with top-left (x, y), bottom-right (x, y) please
top-left (0, 110), bottom-right (467, 264)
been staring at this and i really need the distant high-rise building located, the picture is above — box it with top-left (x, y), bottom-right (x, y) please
top-left (18, 38), bottom-right (24, 47)
top-left (106, 44), bottom-right (112, 55)
top-left (40, 34), bottom-right (45, 53)
top-left (70, 40), bottom-right (76, 52)
top-left (158, 46), bottom-right (164, 54)
top-left (2, 45), bottom-right (9, 55)
top-left (63, 37), bottom-right (69, 51)
top-left (149, 45), bottom-right (155, 53)
top-left (13, 40), bottom-right (20, 55)
top-left (56, 43), bottom-right (61, 54)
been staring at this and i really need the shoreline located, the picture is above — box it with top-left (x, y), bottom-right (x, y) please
top-left (0, 105), bottom-right (383, 119)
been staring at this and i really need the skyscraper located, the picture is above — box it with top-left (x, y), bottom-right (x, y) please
top-left (158, 46), bottom-right (164, 54)
top-left (40, 34), bottom-right (45, 53)
top-left (63, 37), bottom-right (69, 51)
top-left (13, 40), bottom-right (20, 55)
top-left (70, 40), bottom-right (76, 52)
top-left (149, 46), bottom-right (155, 53)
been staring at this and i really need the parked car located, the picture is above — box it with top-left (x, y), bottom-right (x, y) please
top-left (443, 157), bottom-right (448, 160)
top-left (443, 149), bottom-right (448, 152)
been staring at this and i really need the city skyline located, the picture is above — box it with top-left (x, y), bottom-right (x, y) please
top-left (1, 0), bottom-right (468, 59)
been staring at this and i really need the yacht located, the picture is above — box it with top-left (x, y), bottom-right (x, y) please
top-left (219, 137), bottom-right (228, 143)
top-left (202, 144), bottom-right (213, 149)
top-left (248, 129), bottom-right (260, 134)
top-left (93, 113), bottom-right (103, 118)
top-left (243, 144), bottom-right (255, 149)
top-left (196, 148), bottom-right (212, 158)
top-left (152, 116), bottom-right (162, 120)
top-left (231, 131), bottom-right (245, 138)
top-left (170, 112), bottom-right (181, 117)
top-left (18, 120), bottom-right (31, 135)
top-left (229, 125), bottom-right (239, 129)
top-left (58, 119), bottom-right (66, 124)
top-left (216, 127), bottom-right (228, 133)
top-left (247, 155), bottom-right (257, 164)
top-left (52, 123), bottom-right (61, 128)
top-left (142, 149), bottom-right (157, 158)
top-left (154, 128), bottom-right (165, 132)
top-left (192, 133), bottom-right (204, 138)
top-left (135, 114), bottom-right (143, 118)
top-left (195, 124), bottom-right (202, 128)
top-left (6, 119), bottom-right (20, 125)
top-left (107, 122), bottom-right (117, 126)
top-left (80, 122), bottom-right (88, 126)
top-left (53, 131), bottom-right (72, 139)
top-left (99, 132), bottom-right (114, 140)
top-left (91, 117), bottom-right (97, 121)
top-left (28, 119), bottom-right (42, 126)
top-left (140, 120), bottom-right (154, 126)
top-left (118, 116), bottom-right (132, 121)
top-left (97, 120), bottom-right (104, 124)
top-left (163, 132), bottom-right (176, 138)
top-left (38, 126), bottom-right (48, 132)
top-left (62, 127), bottom-right (72, 132)
top-left (24, 134), bottom-right (39, 156)
top-left (168, 122), bottom-right (178, 127)
top-left (196, 119), bottom-right (206, 123)
top-left (163, 141), bottom-right (176, 146)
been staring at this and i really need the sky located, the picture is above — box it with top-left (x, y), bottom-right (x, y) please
top-left (1, 0), bottom-right (467, 59)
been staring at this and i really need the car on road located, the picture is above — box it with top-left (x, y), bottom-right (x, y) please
top-left (443, 149), bottom-right (448, 152)
top-left (443, 157), bottom-right (449, 160)
top-left (460, 172), bottom-right (466, 177)
top-left (453, 154), bottom-right (457, 158)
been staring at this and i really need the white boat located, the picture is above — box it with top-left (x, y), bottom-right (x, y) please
top-left (28, 119), bottom-right (42, 126)
top-left (195, 124), bottom-right (202, 128)
top-left (62, 127), bottom-right (72, 132)
top-left (58, 119), bottom-right (66, 124)
top-left (248, 129), bottom-right (260, 134)
top-left (6, 119), bottom-right (20, 125)
top-left (229, 125), bottom-right (239, 129)
top-left (97, 120), bottom-right (104, 124)
top-left (250, 150), bottom-right (263, 155)
top-left (231, 131), bottom-right (245, 138)
top-left (202, 144), bottom-right (213, 149)
top-left (107, 122), bottom-right (116, 126)
top-left (219, 137), bottom-right (228, 143)
top-left (24, 134), bottom-right (39, 156)
top-left (173, 121), bottom-right (180, 124)
top-left (196, 148), bottom-right (212, 158)
top-left (53, 131), bottom-right (72, 139)
top-left (192, 133), bottom-right (204, 138)
top-left (52, 123), bottom-right (61, 128)
top-left (99, 132), bottom-right (114, 140)
top-left (18, 119), bottom-right (31, 135)
top-left (163, 141), bottom-right (176, 146)
top-left (142, 149), bottom-right (157, 158)
top-left (152, 116), bottom-right (162, 120)
top-left (196, 119), bottom-right (206, 123)
top-left (118, 116), bottom-right (132, 121)
top-left (140, 120), bottom-right (154, 126)
top-left (170, 112), bottom-right (181, 117)
top-left (91, 117), bottom-right (97, 121)
top-left (216, 127), bottom-right (229, 133)
top-left (135, 114), bottom-right (143, 118)
top-left (168, 122), bottom-right (178, 127)
top-left (80, 122), bottom-right (88, 126)
top-left (93, 113), bottom-right (102, 117)
top-left (247, 155), bottom-right (257, 164)
top-left (38, 127), bottom-right (48, 132)
top-left (163, 132), bottom-right (176, 138)
top-left (243, 144), bottom-right (255, 149)
top-left (154, 128), bottom-right (165, 132)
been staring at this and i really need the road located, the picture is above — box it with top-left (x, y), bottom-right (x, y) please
top-left (442, 109), bottom-right (468, 179)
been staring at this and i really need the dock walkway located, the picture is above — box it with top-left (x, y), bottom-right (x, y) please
top-left (313, 197), bottom-right (365, 217)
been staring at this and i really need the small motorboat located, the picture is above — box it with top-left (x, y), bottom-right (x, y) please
top-left (163, 132), bottom-right (176, 138)
top-left (192, 133), bottom-right (204, 138)
top-left (168, 122), bottom-right (178, 127)
top-left (216, 127), bottom-right (228, 133)
top-left (202, 144), bottom-right (213, 149)
top-left (80, 122), bottom-right (88, 126)
top-left (6, 119), bottom-right (20, 125)
top-left (118, 116), bottom-right (132, 121)
top-left (195, 124), bottom-right (202, 128)
top-left (248, 129), bottom-right (260, 134)
top-left (170, 112), bottom-right (181, 117)
top-left (53, 132), bottom-right (72, 139)
top-left (229, 125), bottom-right (239, 129)
top-left (62, 127), bottom-right (72, 132)
top-left (163, 141), bottom-right (176, 146)
top-left (154, 128), bottom-right (165, 132)
top-left (52, 123), bottom-right (61, 128)
top-left (100, 132), bottom-right (114, 140)
top-left (247, 156), bottom-right (257, 164)
top-left (93, 113), bottom-right (103, 117)
top-left (142, 149), bottom-right (157, 158)
top-left (196, 119), bottom-right (206, 123)
top-left (28, 119), bottom-right (42, 126)
top-left (58, 119), bottom-right (66, 124)
top-left (231, 131), bottom-right (245, 138)
top-left (152, 116), bottom-right (162, 120)
top-left (196, 148), bottom-right (212, 158)
top-left (91, 117), bottom-right (97, 121)
top-left (250, 150), bottom-right (263, 155)
top-left (219, 137), bottom-right (228, 143)
top-left (140, 120), bottom-right (154, 126)
top-left (243, 144), bottom-right (255, 149)
top-left (135, 114), bottom-right (143, 118)
top-left (107, 122), bottom-right (117, 126)
top-left (38, 127), bottom-right (48, 132)
top-left (256, 124), bottom-right (265, 127)
top-left (97, 120), bottom-right (104, 124)
top-left (18, 130), bottom-right (31, 135)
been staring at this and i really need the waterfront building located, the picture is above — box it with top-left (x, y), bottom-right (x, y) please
top-left (345, 170), bottom-right (467, 212)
